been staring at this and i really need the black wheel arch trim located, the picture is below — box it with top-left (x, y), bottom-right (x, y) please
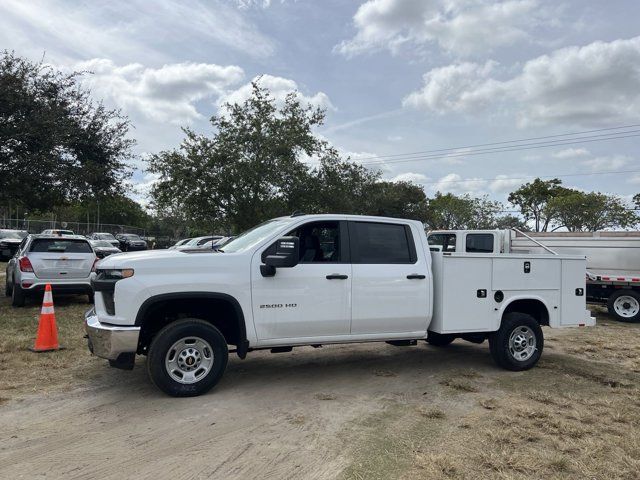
top-left (135, 292), bottom-right (249, 358)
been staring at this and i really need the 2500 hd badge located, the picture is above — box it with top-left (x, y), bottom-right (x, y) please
top-left (259, 303), bottom-right (297, 309)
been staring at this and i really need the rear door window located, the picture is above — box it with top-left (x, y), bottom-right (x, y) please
top-left (30, 239), bottom-right (92, 253)
top-left (350, 222), bottom-right (415, 264)
top-left (428, 233), bottom-right (456, 252)
top-left (465, 233), bottom-right (494, 253)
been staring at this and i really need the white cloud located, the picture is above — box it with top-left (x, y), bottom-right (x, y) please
top-left (232, 0), bottom-right (275, 8)
top-left (403, 61), bottom-right (499, 113)
top-left (404, 36), bottom-right (640, 127)
top-left (430, 173), bottom-right (487, 194)
top-left (582, 155), bottom-right (630, 172)
top-left (390, 172), bottom-right (429, 183)
top-left (552, 148), bottom-right (590, 159)
top-left (337, 0), bottom-right (553, 58)
top-left (489, 174), bottom-right (524, 193)
top-left (73, 59), bottom-right (244, 123)
top-left (217, 74), bottom-right (335, 112)
top-left (0, 0), bottom-right (275, 63)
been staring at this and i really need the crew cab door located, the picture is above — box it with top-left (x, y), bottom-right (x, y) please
top-left (349, 221), bottom-right (430, 335)
top-left (251, 220), bottom-right (351, 340)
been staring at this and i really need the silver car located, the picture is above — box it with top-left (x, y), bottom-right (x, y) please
top-left (4, 235), bottom-right (96, 307)
top-left (174, 236), bottom-right (224, 251)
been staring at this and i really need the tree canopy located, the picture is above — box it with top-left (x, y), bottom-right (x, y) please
top-left (148, 81), bottom-right (430, 233)
top-left (0, 51), bottom-right (134, 212)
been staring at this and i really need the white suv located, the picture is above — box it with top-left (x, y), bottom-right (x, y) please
top-left (5, 235), bottom-right (97, 306)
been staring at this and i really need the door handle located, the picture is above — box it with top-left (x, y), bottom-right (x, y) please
top-left (406, 274), bottom-right (426, 280)
top-left (326, 274), bottom-right (348, 280)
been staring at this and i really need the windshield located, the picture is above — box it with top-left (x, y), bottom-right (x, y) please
top-left (95, 233), bottom-right (116, 240)
top-left (31, 239), bottom-right (92, 253)
top-left (92, 240), bottom-right (116, 248)
top-left (122, 234), bottom-right (141, 240)
top-left (0, 230), bottom-right (27, 240)
top-left (220, 218), bottom-right (293, 253)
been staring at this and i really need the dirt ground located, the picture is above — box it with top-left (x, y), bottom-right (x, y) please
top-left (1, 265), bottom-right (639, 479)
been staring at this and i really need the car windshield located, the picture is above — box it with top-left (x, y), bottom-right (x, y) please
top-left (92, 240), bottom-right (115, 248)
top-left (219, 218), bottom-right (293, 253)
top-left (95, 233), bottom-right (116, 240)
top-left (31, 239), bottom-right (92, 253)
top-left (123, 235), bottom-right (141, 240)
top-left (0, 230), bottom-right (27, 240)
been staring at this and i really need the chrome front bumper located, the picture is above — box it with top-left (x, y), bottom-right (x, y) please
top-left (85, 308), bottom-right (140, 360)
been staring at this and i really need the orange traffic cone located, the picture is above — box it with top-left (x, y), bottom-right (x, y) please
top-left (30, 284), bottom-right (63, 352)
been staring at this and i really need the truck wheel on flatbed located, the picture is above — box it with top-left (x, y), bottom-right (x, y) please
top-left (426, 331), bottom-right (455, 347)
top-left (489, 313), bottom-right (543, 371)
top-left (607, 290), bottom-right (640, 323)
top-left (147, 318), bottom-right (229, 397)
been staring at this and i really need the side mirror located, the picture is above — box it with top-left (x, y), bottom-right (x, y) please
top-left (261, 236), bottom-right (299, 276)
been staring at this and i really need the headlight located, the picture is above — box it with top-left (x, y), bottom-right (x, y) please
top-left (96, 268), bottom-right (134, 280)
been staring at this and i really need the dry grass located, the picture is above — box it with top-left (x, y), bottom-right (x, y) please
top-left (341, 308), bottom-right (640, 480)
top-left (0, 276), bottom-right (102, 400)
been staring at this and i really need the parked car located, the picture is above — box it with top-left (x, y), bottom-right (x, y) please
top-left (198, 236), bottom-right (234, 250)
top-left (115, 233), bottom-right (147, 252)
top-left (174, 236), bottom-right (224, 251)
top-left (41, 229), bottom-right (75, 236)
top-left (88, 232), bottom-right (120, 248)
top-left (90, 240), bottom-right (122, 258)
top-left (168, 238), bottom-right (193, 250)
top-left (5, 234), bottom-right (96, 306)
top-left (0, 229), bottom-right (28, 260)
top-left (85, 213), bottom-right (593, 397)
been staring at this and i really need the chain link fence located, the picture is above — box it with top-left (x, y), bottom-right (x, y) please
top-left (0, 217), bottom-right (146, 237)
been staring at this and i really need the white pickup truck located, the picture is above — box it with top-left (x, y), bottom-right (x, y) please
top-left (85, 214), bottom-right (594, 397)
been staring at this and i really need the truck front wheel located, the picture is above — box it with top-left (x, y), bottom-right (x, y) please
top-left (147, 318), bottom-right (229, 397)
top-left (489, 313), bottom-right (543, 371)
top-left (607, 290), bottom-right (640, 323)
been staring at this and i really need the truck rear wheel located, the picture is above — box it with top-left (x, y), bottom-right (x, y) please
top-left (607, 290), bottom-right (640, 323)
top-left (489, 313), bottom-right (543, 371)
top-left (147, 318), bottom-right (228, 397)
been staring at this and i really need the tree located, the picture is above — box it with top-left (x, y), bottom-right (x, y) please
top-left (149, 81), bottom-right (324, 232)
top-left (366, 180), bottom-right (429, 221)
top-left (492, 214), bottom-right (529, 231)
top-left (0, 51), bottom-right (134, 211)
top-left (425, 192), bottom-right (503, 230)
top-left (149, 81), bottom-right (428, 232)
top-left (547, 191), bottom-right (636, 231)
top-left (508, 178), bottom-right (569, 231)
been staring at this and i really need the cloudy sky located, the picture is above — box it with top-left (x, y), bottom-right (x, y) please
top-left (2, 0), bottom-right (640, 206)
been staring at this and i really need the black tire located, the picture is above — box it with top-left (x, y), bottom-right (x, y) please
top-left (607, 290), bottom-right (640, 323)
top-left (88, 291), bottom-right (95, 304)
top-left (489, 312), bottom-right (543, 371)
top-left (11, 278), bottom-right (25, 307)
top-left (4, 276), bottom-right (11, 297)
top-left (426, 331), bottom-right (456, 347)
top-left (147, 318), bottom-right (228, 397)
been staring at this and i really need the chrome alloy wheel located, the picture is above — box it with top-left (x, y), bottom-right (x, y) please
top-left (613, 295), bottom-right (640, 319)
top-left (508, 326), bottom-right (537, 362)
top-left (165, 337), bottom-right (214, 384)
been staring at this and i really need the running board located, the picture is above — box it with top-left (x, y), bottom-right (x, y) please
top-left (385, 339), bottom-right (418, 347)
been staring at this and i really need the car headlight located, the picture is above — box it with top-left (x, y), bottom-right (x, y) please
top-left (96, 268), bottom-right (134, 280)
